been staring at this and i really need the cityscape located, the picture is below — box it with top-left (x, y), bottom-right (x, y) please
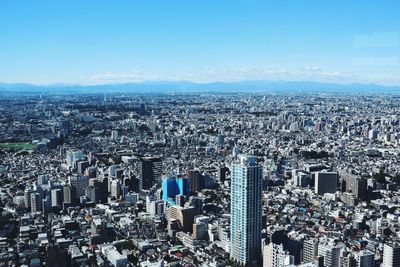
top-left (1, 1), bottom-right (400, 267)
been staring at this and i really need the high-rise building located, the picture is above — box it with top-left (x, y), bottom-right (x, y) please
top-left (66, 150), bottom-right (85, 168)
top-left (139, 157), bottom-right (162, 191)
top-left (108, 165), bottom-right (116, 178)
top-left (162, 175), bottom-right (189, 205)
top-left (60, 119), bottom-right (71, 135)
top-left (42, 194), bottom-right (52, 214)
top-left (77, 161), bottom-right (89, 175)
top-left (31, 192), bottom-right (42, 213)
top-left (24, 187), bottom-right (33, 210)
top-left (63, 184), bottom-right (72, 205)
top-left (187, 169), bottom-right (204, 192)
top-left (217, 133), bottom-right (225, 146)
top-left (111, 179), bottom-right (121, 199)
top-left (383, 243), bottom-right (400, 267)
top-left (286, 238), bottom-right (303, 264)
top-left (192, 216), bottom-right (209, 240)
top-left (315, 172), bottom-right (338, 195)
top-left (303, 239), bottom-right (318, 263)
top-left (69, 175), bottom-right (89, 204)
top-left (87, 178), bottom-right (107, 203)
top-left (230, 154), bottom-right (263, 266)
top-left (342, 173), bottom-right (368, 201)
top-left (51, 188), bottom-right (63, 207)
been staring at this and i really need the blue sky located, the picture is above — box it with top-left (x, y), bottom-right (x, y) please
top-left (0, 0), bottom-right (399, 85)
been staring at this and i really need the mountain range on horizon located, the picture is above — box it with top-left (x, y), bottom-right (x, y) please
top-left (1, 80), bottom-right (400, 94)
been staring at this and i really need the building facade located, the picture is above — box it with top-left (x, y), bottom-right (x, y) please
top-left (230, 154), bottom-right (263, 266)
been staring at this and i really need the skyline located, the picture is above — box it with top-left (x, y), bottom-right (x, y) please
top-left (1, 0), bottom-right (400, 86)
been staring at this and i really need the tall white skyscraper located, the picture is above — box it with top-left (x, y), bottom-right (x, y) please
top-left (230, 154), bottom-right (263, 266)
top-left (383, 243), bottom-right (400, 267)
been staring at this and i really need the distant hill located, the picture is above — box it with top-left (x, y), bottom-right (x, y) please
top-left (1, 80), bottom-right (400, 94)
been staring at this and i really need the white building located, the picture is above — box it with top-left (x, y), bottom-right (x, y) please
top-left (317, 241), bottom-right (340, 267)
top-left (263, 242), bottom-right (294, 267)
top-left (100, 244), bottom-right (128, 267)
top-left (383, 243), bottom-right (400, 267)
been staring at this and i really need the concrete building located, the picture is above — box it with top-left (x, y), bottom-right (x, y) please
top-left (318, 241), bottom-right (340, 267)
top-left (383, 243), bottom-right (400, 267)
top-left (263, 242), bottom-right (295, 267)
top-left (168, 205), bottom-right (196, 233)
top-left (303, 239), bottom-right (318, 263)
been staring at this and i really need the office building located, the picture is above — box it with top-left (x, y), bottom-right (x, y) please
top-left (162, 175), bottom-right (189, 205)
top-left (187, 169), bottom-right (204, 192)
top-left (217, 166), bottom-right (229, 183)
top-left (77, 161), bottom-right (89, 175)
top-left (69, 175), bottom-right (89, 204)
top-left (193, 216), bottom-right (209, 240)
top-left (37, 175), bottom-right (48, 185)
top-left (139, 157), bottom-right (162, 191)
top-left (66, 150), bottom-right (85, 168)
top-left (51, 188), bottom-right (63, 207)
top-left (111, 179), bottom-right (121, 199)
top-left (315, 172), bottom-right (338, 195)
top-left (63, 184), bottom-right (72, 204)
top-left (342, 173), bottom-right (368, 201)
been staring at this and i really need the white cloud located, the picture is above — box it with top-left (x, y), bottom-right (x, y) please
top-left (301, 66), bottom-right (322, 72)
top-left (81, 67), bottom-right (400, 86)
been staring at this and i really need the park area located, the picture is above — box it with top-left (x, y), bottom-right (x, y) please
top-left (0, 143), bottom-right (35, 150)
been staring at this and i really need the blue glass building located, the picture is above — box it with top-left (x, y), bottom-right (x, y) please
top-left (162, 175), bottom-right (189, 205)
